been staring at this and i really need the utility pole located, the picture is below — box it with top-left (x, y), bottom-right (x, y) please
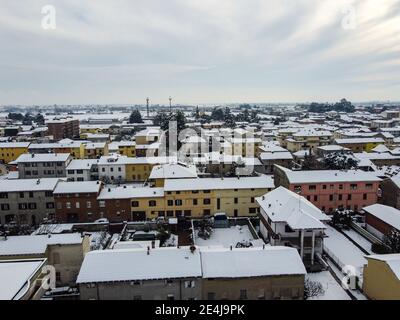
top-left (146, 97), bottom-right (150, 117)
top-left (169, 96), bottom-right (172, 113)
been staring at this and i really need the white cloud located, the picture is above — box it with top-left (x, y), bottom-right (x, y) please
top-left (0, 0), bottom-right (399, 104)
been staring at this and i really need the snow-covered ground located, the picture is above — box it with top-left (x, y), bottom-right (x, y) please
top-left (342, 228), bottom-right (372, 254)
top-left (194, 225), bottom-right (255, 248)
top-left (306, 271), bottom-right (351, 300)
top-left (324, 224), bottom-right (368, 278)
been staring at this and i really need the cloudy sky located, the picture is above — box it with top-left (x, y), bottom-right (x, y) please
top-left (0, 0), bottom-right (399, 105)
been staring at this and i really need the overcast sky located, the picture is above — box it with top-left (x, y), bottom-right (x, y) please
top-left (0, 0), bottom-right (399, 105)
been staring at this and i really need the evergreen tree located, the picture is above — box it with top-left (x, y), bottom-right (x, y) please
top-left (223, 107), bottom-right (236, 128)
top-left (35, 113), bottom-right (45, 125)
top-left (129, 109), bottom-right (144, 123)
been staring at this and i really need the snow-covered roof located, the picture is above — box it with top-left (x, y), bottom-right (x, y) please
top-left (164, 175), bottom-right (274, 191)
top-left (317, 145), bottom-right (350, 151)
top-left (149, 163), bottom-right (198, 180)
top-left (0, 142), bottom-right (30, 148)
top-left (259, 144), bottom-right (288, 153)
top-left (0, 259), bottom-right (46, 300)
top-left (201, 246), bottom-right (306, 278)
top-left (0, 178), bottom-right (60, 193)
top-left (54, 181), bottom-right (102, 194)
top-left (256, 186), bottom-right (330, 230)
top-left (98, 186), bottom-right (164, 200)
top-left (0, 233), bottom-right (84, 256)
top-left (391, 175), bottom-right (400, 189)
top-left (366, 254), bottom-right (400, 280)
top-left (275, 165), bottom-right (381, 184)
top-left (371, 144), bottom-right (390, 153)
top-left (76, 247), bottom-right (202, 283)
top-left (67, 159), bottom-right (98, 170)
top-left (335, 138), bottom-right (385, 144)
top-left (363, 204), bottom-right (400, 231)
top-left (259, 151), bottom-right (293, 161)
top-left (14, 153), bottom-right (70, 163)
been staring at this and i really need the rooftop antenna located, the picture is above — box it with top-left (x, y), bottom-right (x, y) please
top-left (146, 97), bottom-right (150, 117)
top-left (169, 96), bottom-right (173, 113)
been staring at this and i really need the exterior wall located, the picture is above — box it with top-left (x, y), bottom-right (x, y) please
top-left (202, 275), bottom-right (304, 300)
top-left (125, 163), bottom-right (154, 182)
top-left (47, 120), bottom-right (80, 140)
top-left (67, 168), bottom-right (92, 181)
top-left (47, 237), bottom-right (89, 286)
top-left (261, 159), bottom-right (292, 174)
top-left (53, 146), bottom-right (85, 159)
top-left (119, 145), bottom-right (136, 157)
top-left (18, 159), bottom-right (70, 179)
top-left (286, 136), bottom-right (331, 153)
top-left (84, 146), bottom-right (108, 159)
top-left (79, 278), bottom-right (201, 300)
top-left (163, 190), bottom-right (215, 218)
top-left (287, 181), bottom-right (379, 212)
top-left (258, 209), bottom-right (324, 257)
top-left (0, 190), bottom-right (55, 225)
top-left (363, 259), bottom-right (400, 300)
top-left (55, 191), bottom-right (101, 223)
top-left (337, 142), bottom-right (382, 153)
top-left (131, 196), bottom-right (166, 221)
top-left (98, 163), bottom-right (126, 183)
top-left (379, 179), bottom-right (400, 209)
top-left (365, 213), bottom-right (398, 240)
top-left (99, 198), bottom-right (132, 222)
top-left (0, 146), bottom-right (29, 164)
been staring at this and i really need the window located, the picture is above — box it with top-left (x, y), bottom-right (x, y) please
top-left (363, 194), bottom-right (367, 200)
top-left (132, 201), bottom-right (139, 207)
top-left (234, 197), bottom-right (238, 204)
top-left (184, 210), bottom-right (191, 217)
top-left (309, 185), bottom-right (317, 191)
top-left (167, 200), bottom-right (174, 206)
top-left (350, 184), bottom-right (357, 190)
top-left (329, 195), bottom-right (333, 201)
top-left (66, 202), bottom-right (71, 209)
top-left (46, 202), bottom-right (54, 209)
top-left (314, 195), bottom-right (318, 201)
top-left (76, 202), bottom-right (80, 209)
top-left (366, 183), bottom-right (373, 190)
top-left (99, 201), bottom-right (105, 208)
top-left (294, 186), bottom-right (301, 193)
top-left (19, 192), bottom-right (25, 198)
top-left (175, 199), bottom-right (183, 206)
top-left (28, 202), bottom-right (36, 210)
top-left (322, 185), bottom-right (327, 190)
top-left (0, 204), bottom-right (10, 210)
top-left (185, 280), bottom-right (195, 288)
top-left (348, 194), bottom-right (352, 200)
top-left (149, 200), bottom-right (157, 207)
top-left (166, 210), bottom-right (174, 217)
top-left (0, 193), bottom-right (8, 199)
top-left (45, 191), bottom-right (53, 197)
top-left (338, 195), bottom-right (343, 201)
top-left (203, 190), bottom-right (211, 193)
top-left (251, 197), bottom-right (255, 203)
top-left (203, 198), bottom-right (211, 205)
top-left (87, 201), bottom-right (91, 208)
top-left (339, 184), bottom-right (343, 190)
top-left (193, 199), bottom-right (198, 205)
top-left (192, 190), bottom-right (199, 194)
top-left (67, 170), bottom-right (74, 174)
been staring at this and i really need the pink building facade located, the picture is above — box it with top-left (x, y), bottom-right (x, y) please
top-left (274, 165), bottom-right (381, 214)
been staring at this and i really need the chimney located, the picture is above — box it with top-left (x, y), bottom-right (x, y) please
top-left (147, 246), bottom-right (150, 255)
top-left (151, 240), bottom-right (155, 249)
top-left (108, 188), bottom-right (111, 192)
top-left (230, 245), bottom-right (232, 251)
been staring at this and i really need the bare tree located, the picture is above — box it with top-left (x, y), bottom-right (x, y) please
top-left (304, 279), bottom-right (325, 299)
